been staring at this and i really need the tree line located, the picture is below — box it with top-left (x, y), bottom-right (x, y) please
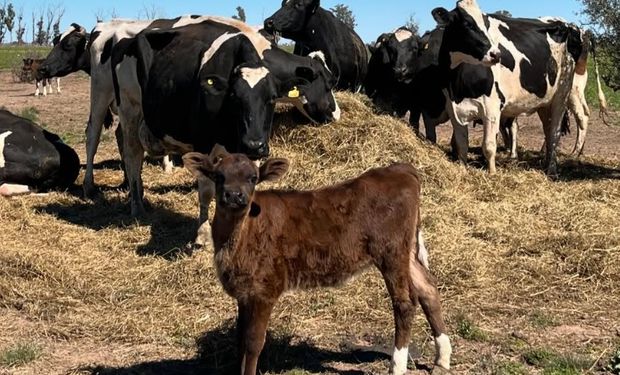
top-left (0, 2), bottom-right (64, 45)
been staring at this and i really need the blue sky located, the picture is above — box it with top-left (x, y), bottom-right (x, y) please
top-left (13, 0), bottom-right (585, 43)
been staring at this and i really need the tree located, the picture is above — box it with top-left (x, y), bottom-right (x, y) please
top-left (35, 14), bottom-right (46, 45)
top-left (139, 3), bottom-right (164, 19)
top-left (232, 6), bottom-right (246, 22)
top-left (494, 10), bottom-right (512, 17)
top-left (45, 5), bottom-right (64, 44)
top-left (5, 3), bottom-right (15, 43)
top-left (15, 10), bottom-right (25, 44)
top-left (330, 4), bottom-right (356, 30)
top-left (0, 6), bottom-right (6, 44)
top-left (581, 0), bottom-right (620, 90)
top-left (404, 14), bottom-right (419, 36)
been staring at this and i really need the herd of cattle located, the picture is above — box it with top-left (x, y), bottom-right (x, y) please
top-left (0, 0), bottom-right (611, 373)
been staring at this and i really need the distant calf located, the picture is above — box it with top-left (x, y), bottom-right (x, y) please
top-left (22, 58), bottom-right (61, 96)
top-left (183, 145), bottom-right (452, 375)
top-left (0, 109), bottom-right (79, 196)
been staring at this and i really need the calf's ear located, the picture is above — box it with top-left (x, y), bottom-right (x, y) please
top-left (432, 8), bottom-right (451, 26)
top-left (183, 152), bottom-right (216, 180)
top-left (259, 158), bottom-right (289, 183)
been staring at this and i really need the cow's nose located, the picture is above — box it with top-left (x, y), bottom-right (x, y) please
top-left (246, 140), bottom-right (265, 151)
top-left (265, 19), bottom-right (274, 30)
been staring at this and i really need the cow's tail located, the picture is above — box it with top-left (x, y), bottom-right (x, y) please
top-left (590, 34), bottom-right (610, 125)
top-left (560, 110), bottom-right (571, 136)
top-left (103, 107), bottom-right (114, 129)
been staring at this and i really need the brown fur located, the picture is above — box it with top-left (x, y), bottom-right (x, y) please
top-left (22, 58), bottom-right (56, 95)
top-left (183, 146), bottom-right (449, 375)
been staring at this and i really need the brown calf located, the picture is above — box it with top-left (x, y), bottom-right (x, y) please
top-left (22, 58), bottom-right (61, 97)
top-left (183, 145), bottom-right (452, 375)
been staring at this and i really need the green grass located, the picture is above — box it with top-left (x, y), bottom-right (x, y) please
top-left (523, 348), bottom-right (591, 375)
top-left (454, 313), bottom-right (488, 342)
top-left (608, 346), bottom-right (620, 374)
top-left (493, 360), bottom-right (528, 375)
top-left (0, 44), bottom-right (51, 70)
top-left (0, 342), bottom-right (41, 368)
top-left (529, 310), bottom-right (557, 329)
top-left (19, 107), bottom-right (40, 123)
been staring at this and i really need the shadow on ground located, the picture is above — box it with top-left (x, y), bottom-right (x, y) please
top-left (83, 321), bottom-right (407, 375)
top-left (35, 197), bottom-right (197, 260)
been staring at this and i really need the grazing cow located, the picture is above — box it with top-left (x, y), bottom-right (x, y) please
top-left (0, 109), bottom-right (79, 196)
top-left (264, 0), bottom-right (368, 91)
top-left (112, 20), bottom-right (304, 248)
top-left (21, 58), bottom-right (61, 96)
top-left (182, 145), bottom-right (452, 375)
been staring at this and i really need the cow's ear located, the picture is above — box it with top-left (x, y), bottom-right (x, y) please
top-left (432, 7), bottom-right (451, 26)
top-left (295, 66), bottom-right (317, 82)
top-left (259, 158), bottom-right (289, 183)
top-left (183, 152), bottom-right (215, 180)
top-left (201, 75), bottom-right (229, 96)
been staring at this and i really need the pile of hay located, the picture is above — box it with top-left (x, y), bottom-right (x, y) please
top-left (0, 92), bottom-right (619, 373)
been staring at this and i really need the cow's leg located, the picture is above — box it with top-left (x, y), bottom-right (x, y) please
top-left (509, 118), bottom-right (518, 160)
top-left (422, 113), bottom-right (438, 143)
top-left (42, 79), bottom-right (48, 96)
top-left (0, 183), bottom-right (31, 196)
top-left (121, 119), bottom-right (145, 217)
top-left (163, 155), bottom-right (174, 173)
top-left (34, 81), bottom-right (40, 96)
top-left (240, 299), bottom-right (274, 375)
top-left (195, 178), bottom-right (215, 248)
top-left (56, 77), bottom-right (61, 94)
top-left (568, 87), bottom-right (589, 157)
top-left (500, 117), bottom-right (518, 159)
top-left (114, 124), bottom-right (129, 190)
top-left (450, 123), bottom-right (469, 164)
top-left (409, 254), bottom-right (451, 372)
top-left (84, 101), bottom-right (115, 198)
top-left (381, 262), bottom-right (415, 375)
top-left (482, 114), bottom-right (501, 174)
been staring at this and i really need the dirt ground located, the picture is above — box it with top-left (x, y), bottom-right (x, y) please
top-left (0, 71), bottom-right (619, 375)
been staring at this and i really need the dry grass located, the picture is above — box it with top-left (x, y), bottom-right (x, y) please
top-left (0, 90), bottom-right (619, 374)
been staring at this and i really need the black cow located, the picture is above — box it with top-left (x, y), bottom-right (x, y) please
top-left (0, 109), bottom-right (79, 196)
top-left (264, 0), bottom-right (368, 92)
top-left (111, 20), bottom-right (303, 247)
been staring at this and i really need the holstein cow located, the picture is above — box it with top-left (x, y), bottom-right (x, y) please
top-left (38, 17), bottom-right (340, 197)
top-left (264, 0), bottom-right (368, 91)
top-left (430, 0), bottom-right (588, 176)
top-left (111, 20), bottom-right (304, 247)
top-left (0, 109), bottom-right (79, 196)
top-left (21, 58), bottom-right (61, 96)
top-left (182, 145), bottom-right (452, 375)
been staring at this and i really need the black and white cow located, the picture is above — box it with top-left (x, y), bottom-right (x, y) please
top-left (432, 0), bottom-right (592, 176)
top-left (0, 109), bottom-right (80, 196)
top-left (37, 17), bottom-right (339, 198)
top-left (111, 19), bottom-right (306, 246)
top-left (264, 0), bottom-right (368, 92)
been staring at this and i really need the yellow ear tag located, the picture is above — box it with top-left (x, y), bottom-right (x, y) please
top-left (288, 86), bottom-right (300, 98)
top-left (207, 78), bottom-right (214, 85)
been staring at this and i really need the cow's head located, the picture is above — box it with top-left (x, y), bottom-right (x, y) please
top-left (38, 23), bottom-right (88, 78)
top-left (432, 0), bottom-right (501, 67)
top-left (183, 145), bottom-right (289, 213)
top-left (371, 28), bottom-right (420, 82)
top-left (289, 51), bottom-right (340, 123)
top-left (201, 63), bottom-right (288, 159)
top-left (264, 0), bottom-right (320, 36)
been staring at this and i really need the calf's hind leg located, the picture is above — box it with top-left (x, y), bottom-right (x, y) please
top-left (409, 257), bottom-right (451, 371)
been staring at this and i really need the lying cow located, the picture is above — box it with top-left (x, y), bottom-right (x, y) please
top-left (0, 109), bottom-right (79, 196)
top-left (182, 145), bottom-right (452, 375)
top-left (22, 58), bottom-right (61, 97)
top-left (264, 0), bottom-right (368, 91)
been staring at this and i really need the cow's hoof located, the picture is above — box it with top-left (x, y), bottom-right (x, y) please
top-left (83, 185), bottom-right (100, 200)
top-left (431, 367), bottom-right (451, 375)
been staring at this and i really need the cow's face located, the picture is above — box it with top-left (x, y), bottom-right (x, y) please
top-left (264, 0), bottom-right (320, 36)
top-left (293, 52), bottom-right (340, 123)
top-left (38, 23), bottom-right (88, 78)
top-left (390, 30), bottom-right (420, 82)
top-left (432, 0), bottom-right (500, 67)
top-left (183, 145), bottom-right (289, 213)
top-left (228, 65), bottom-right (283, 159)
